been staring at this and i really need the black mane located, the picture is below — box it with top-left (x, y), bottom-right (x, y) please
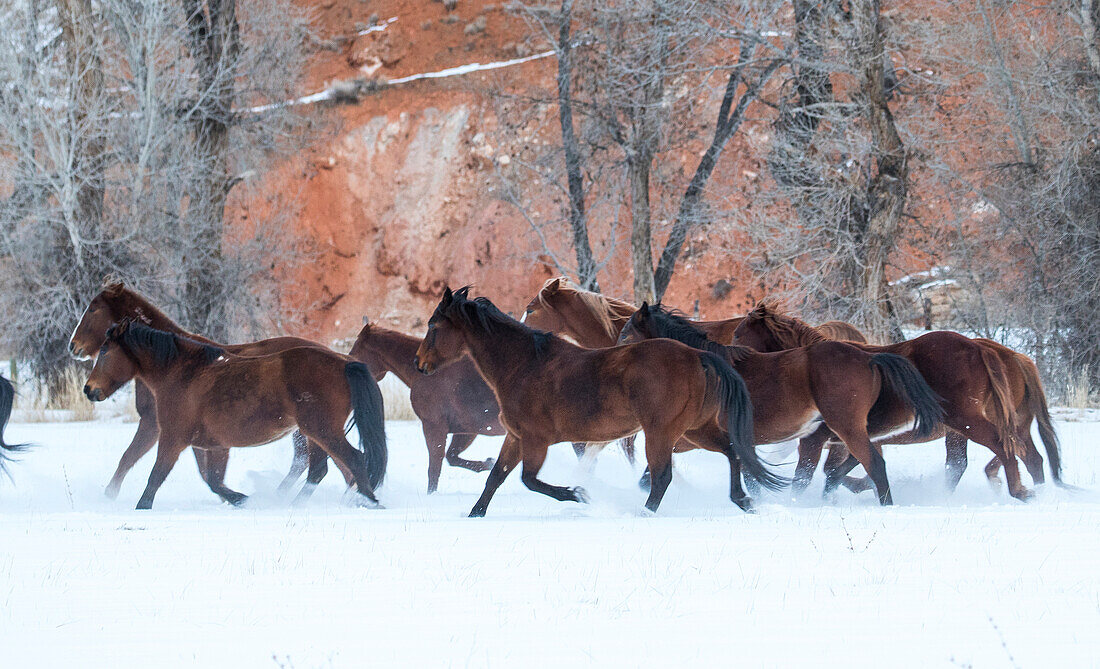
top-left (114, 321), bottom-right (224, 366)
top-left (644, 305), bottom-right (753, 362)
top-left (441, 287), bottom-right (554, 357)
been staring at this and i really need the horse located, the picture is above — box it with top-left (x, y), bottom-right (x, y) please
top-left (733, 302), bottom-right (1058, 501)
top-left (619, 304), bottom-right (944, 504)
top-left (523, 276), bottom-right (871, 486)
top-left (0, 375), bottom-right (29, 479)
top-left (524, 276), bottom-right (746, 346)
top-left (522, 276), bottom-right (749, 464)
top-left (414, 287), bottom-right (785, 516)
top-left (83, 320), bottom-right (387, 509)
top-left (340, 320), bottom-right (500, 493)
top-left (69, 281), bottom-right (329, 501)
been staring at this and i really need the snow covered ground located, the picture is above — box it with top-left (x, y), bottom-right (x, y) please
top-left (1, 415), bottom-right (1099, 667)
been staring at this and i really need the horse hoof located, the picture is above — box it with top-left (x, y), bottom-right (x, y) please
top-left (732, 496), bottom-right (756, 514)
top-left (1013, 489), bottom-right (1035, 503)
top-left (135, 501), bottom-right (153, 510)
top-left (104, 486), bottom-right (121, 500)
top-left (469, 507), bottom-right (487, 518)
top-left (571, 486), bottom-right (590, 504)
top-left (225, 493), bottom-right (248, 507)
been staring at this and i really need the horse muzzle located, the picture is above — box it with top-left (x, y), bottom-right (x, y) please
top-left (414, 356), bottom-right (435, 375)
top-left (83, 385), bottom-right (104, 402)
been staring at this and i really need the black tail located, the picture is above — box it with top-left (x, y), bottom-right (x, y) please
top-left (344, 362), bottom-right (388, 490)
top-left (870, 353), bottom-right (945, 439)
top-left (699, 352), bottom-right (786, 491)
top-left (0, 375), bottom-right (29, 478)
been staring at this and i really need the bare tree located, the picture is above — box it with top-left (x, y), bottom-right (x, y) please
top-left (0, 0), bottom-right (313, 388)
top-left (752, 0), bottom-right (909, 342)
top-left (505, 0), bottom-right (784, 303)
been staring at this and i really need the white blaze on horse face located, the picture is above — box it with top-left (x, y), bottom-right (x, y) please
top-left (519, 310), bottom-right (528, 324)
top-left (69, 302), bottom-right (94, 361)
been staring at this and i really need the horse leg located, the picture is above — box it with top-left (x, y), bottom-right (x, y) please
top-left (312, 433), bottom-right (381, 506)
top-left (104, 411), bottom-right (159, 499)
top-left (446, 433), bottom-right (495, 473)
top-left (1019, 426), bottom-right (1045, 485)
top-left (984, 456), bottom-right (1004, 489)
top-left (421, 422), bottom-right (448, 495)
top-left (136, 438), bottom-right (187, 510)
top-left (619, 434), bottom-right (637, 466)
top-left (826, 430), bottom-right (892, 505)
top-left (944, 431), bottom-right (969, 492)
top-left (821, 441), bottom-right (875, 494)
top-left (642, 435), bottom-right (676, 513)
top-left (519, 440), bottom-right (589, 504)
top-left (293, 444), bottom-right (330, 506)
top-left (792, 427), bottom-right (830, 497)
top-left (470, 434), bottom-right (522, 517)
top-left (955, 420), bottom-right (1032, 501)
top-left (197, 448), bottom-right (247, 506)
top-left (277, 430), bottom-right (310, 494)
top-left (822, 454), bottom-right (860, 499)
top-left (684, 425), bottom-right (753, 512)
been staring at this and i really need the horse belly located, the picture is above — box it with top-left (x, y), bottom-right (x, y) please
top-left (203, 400), bottom-right (298, 449)
top-left (757, 409), bottom-right (823, 445)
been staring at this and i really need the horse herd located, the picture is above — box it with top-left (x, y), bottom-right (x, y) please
top-left (0, 275), bottom-right (1070, 517)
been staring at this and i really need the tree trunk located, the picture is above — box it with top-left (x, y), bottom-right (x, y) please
top-left (629, 157), bottom-right (656, 305)
top-left (56, 0), bottom-right (106, 269)
top-left (181, 0), bottom-right (240, 339)
top-left (851, 0), bottom-right (907, 342)
top-left (556, 0), bottom-right (600, 292)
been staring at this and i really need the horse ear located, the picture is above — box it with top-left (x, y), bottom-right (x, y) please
top-left (103, 280), bottom-right (124, 297)
top-left (454, 286), bottom-right (472, 300)
top-left (639, 301), bottom-right (650, 315)
top-left (441, 286), bottom-right (454, 305)
top-left (547, 277), bottom-right (562, 294)
top-left (749, 302), bottom-right (767, 320)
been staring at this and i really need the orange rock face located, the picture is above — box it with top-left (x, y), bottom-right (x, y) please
top-left (255, 0), bottom-right (821, 343)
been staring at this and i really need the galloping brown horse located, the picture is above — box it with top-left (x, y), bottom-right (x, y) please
top-left (414, 287), bottom-right (784, 516)
top-left (345, 321), bottom-right (500, 493)
top-left (733, 303), bottom-right (1057, 501)
top-left (0, 375), bottom-right (29, 479)
top-left (619, 304), bottom-right (944, 504)
top-left (524, 276), bottom-right (748, 345)
top-left (523, 276), bottom-right (869, 481)
top-left (83, 320), bottom-right (387, 509)
top-left (69, 282), bottom-right (325, 500)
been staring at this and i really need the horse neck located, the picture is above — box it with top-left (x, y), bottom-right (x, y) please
top-left (566, 303), bottom-right (626, 348)
top-left (459, 324), bottom-right (553, 389)
top-left (363, 329), bottom-right (422, 386)
top-left (773, 315), bottom-right (824, 348)
top-left (115, 293), bottom-right (191, 338)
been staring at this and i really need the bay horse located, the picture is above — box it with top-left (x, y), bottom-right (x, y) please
top-left (522, 276), bottom-right (748, 464)
top-left (524, 276), bottom-right (870, 487)
top-left (619, 304), bottom-right (944, 504)
top-left (414, 287), bottom-right (785, 516)
top-left (69, 281), bottom-right (330, 500)
top-left (0, 375), bottom-right (29, 479)
top-left (83, 320), bottom-right (387, 509)
top-left (342, 320), bottom-right (500, 493)
top-left (733, 303), bottom-right (1054, 501)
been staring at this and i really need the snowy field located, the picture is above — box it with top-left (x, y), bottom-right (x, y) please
top-left (2, 413), bottom-right (1099, 667)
